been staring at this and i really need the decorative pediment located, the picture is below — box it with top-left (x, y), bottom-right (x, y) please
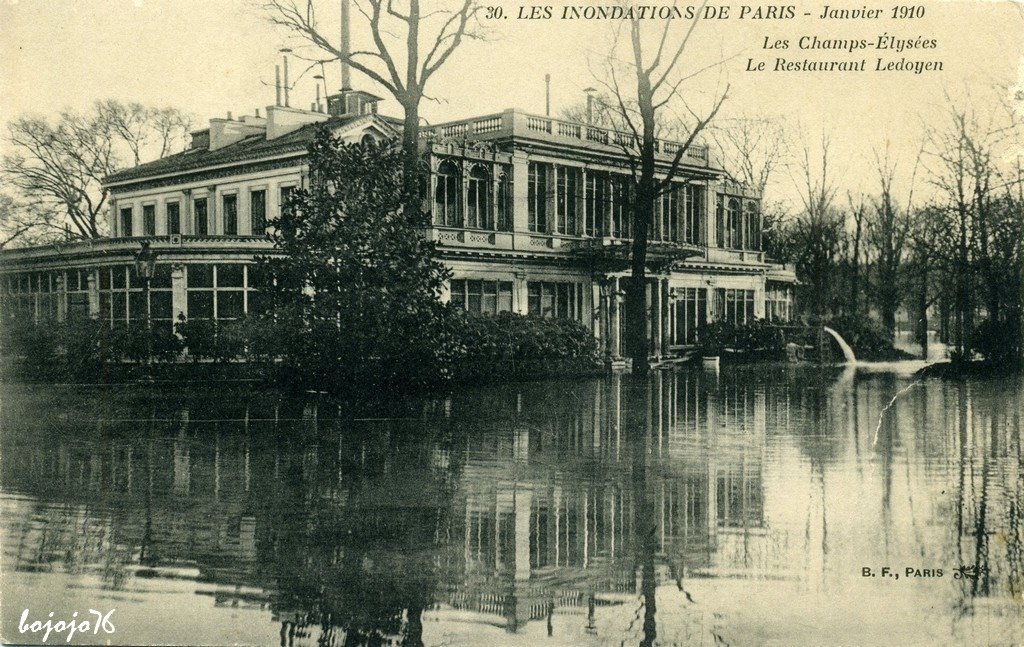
top-left (330, 115), bottom-right (399, 144)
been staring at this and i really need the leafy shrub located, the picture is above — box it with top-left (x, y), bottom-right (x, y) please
top-left (695, 319), bottom-right (788, 359)
top-left (175, 316), bottom-right (256, 364)
top-left (452, 312), bottom-right (601, 382)
top-left (0, 316), bottom-right (184, 380)
top-left (175, 316), bottom-right (218, 362)
top-left (971, 318), bottom-right (1020, 366)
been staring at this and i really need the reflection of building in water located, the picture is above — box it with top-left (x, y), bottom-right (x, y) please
top-left (435, 371), bottom-right (772, 634)
top-left (2, 373), bottom-right (778, 641)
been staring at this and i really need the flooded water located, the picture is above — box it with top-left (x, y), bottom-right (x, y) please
top-left (1, 364), bottom-right (1022, 646)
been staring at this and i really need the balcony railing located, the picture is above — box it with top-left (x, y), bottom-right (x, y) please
top-left (422, 109), bottom-right (712, 168)
top-left (0, 235), bottom-right (276, 264)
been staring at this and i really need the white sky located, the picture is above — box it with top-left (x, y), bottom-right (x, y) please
top-left (2, 0), bottom-right (1022, 206)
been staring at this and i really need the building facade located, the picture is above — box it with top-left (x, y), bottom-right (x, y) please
top-left (0, 89), bottom-right (796, 361)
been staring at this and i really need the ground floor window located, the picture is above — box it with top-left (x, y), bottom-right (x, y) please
top-left (715, 288), bottom-right (755, 325)
top-left (98, 265), bottom-right (174, 334)
top-left (65, 269), bottom-right (90, 318)
top-left (186, 264), bottom-right (255, 322)
top-left (766, 286), bottom-right (793, 323)
top-left (528, 281), bottom-right (583, 320)
top-left (449, 279), bottom-right (513, 315)
top-left (1, 272), bottom-right (58, 321)
top-left (673, 287), bottom-right (707, 345)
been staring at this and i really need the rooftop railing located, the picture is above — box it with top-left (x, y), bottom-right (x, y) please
top-left (422, 109), bottom-right (712, 167)
top-left (0, 235), bottom-right (275, 263)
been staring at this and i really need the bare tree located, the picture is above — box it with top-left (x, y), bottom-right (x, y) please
top-left (96, 100), bottom-right (192, 167)
top-left (261, 0), bottom-right (481, 222)
top-left (844, 191), bottom-right (868, 317)
top-left (1, 100), bottom-right (192, 243)
top-left (0, 194), bottom-right (67, 249)
top-left (786, 133), bottom-right (843, 318)
top-left (925, 94), bottom-right (1023, 363)
top-left (599, 6), bottom-right (728, 376)
top-left (709, 115), bottom-right (787, 197)
top-left (866, 144), bottom-right (919, 339)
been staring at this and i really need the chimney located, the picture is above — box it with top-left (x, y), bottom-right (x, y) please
top-left (545, 74), bottom-right (551, 116)
top-left (283, 54), bottom-right (291, 107)
top-left (265, 104), bottom-right (329, 140)
top-left (275, 65), bottom-right (282, 106)
top-left (209, 116), bottom-right (266, 150)
top-left (341, 0), bottom-right (352, 90)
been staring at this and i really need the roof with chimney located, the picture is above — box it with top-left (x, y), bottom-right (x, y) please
top-left (104, 109), bottom-right (401, 187)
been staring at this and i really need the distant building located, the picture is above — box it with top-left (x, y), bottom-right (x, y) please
top-left (0, 88), bottom-right (796, 361)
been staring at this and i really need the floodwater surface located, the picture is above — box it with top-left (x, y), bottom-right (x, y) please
top-left (1, 364), bottom-right (1022, 646)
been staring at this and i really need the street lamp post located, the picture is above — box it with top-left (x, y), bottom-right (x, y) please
top-left (134, 242), bottom-right (158, 379)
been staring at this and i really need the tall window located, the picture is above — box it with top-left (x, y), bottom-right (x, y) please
top-left (466, 165), bottom-right (490, 229)
top-left (223, 195), bottom-right (238, 235)
top-left (610, 176), bottom-right (630, 238)
top-left (142, 204), bottom-right (156, 236)
top-left (119, 207), bottom-right (133, 237)
top-left (449, 279), bottom-right (513, 315)
top-left (766, 286), bottom-right (792, 322)
top-left (555, 166), bottom-right (579, 235)
top-left (496, 170), bottom-right (512, 231)
top-left (728, 198), bottom-right (741, 249)
top-left (193, 198), bottom-right (208, 235)
top-left (434, 159), bottom-right (462, 227)
top-left (715, 195), bottom-right (724, 248)
top-left (654, 186), bottom-right (677, 241)
top-left (250, 190), bottom-right (267, 235)
top-left (528, 162), bottom-right (548, 232)
top-left (680, 184), bottom-right (703, 244)
top-left (673, 287), bottom-right (707, 345)
top-left (528, 281), bottom-right (583, 320)
top-left (280, 185), bottom-right (295, 220)
top-left (717, 196), bottom-right (743, 249)
top-left (715, 288), bottom-right (755, 325)
top-left (166, 202), bottom-right (181, 235)
top-left (585, 172), bottom-right (607, 237)
top-left (744, 200), bottom-right (761, 251)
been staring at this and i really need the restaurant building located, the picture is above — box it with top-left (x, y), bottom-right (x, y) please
top-left (0, 87), bottom-right (796, 362)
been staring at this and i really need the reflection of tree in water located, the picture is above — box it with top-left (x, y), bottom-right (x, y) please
top-left (260, 410), bottom-right (465, 647)
top-left (7, 373), bottom-right (1020, 645)
top-left (949, 377), bottom-right (1023, 635)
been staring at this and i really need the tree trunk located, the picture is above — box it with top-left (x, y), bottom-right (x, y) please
top-left (918, 265), bottom-right (929, 359)
top-left (626, 96), bottom-right (658, 378)
top-left (401, 99), bottom-right (422, 224)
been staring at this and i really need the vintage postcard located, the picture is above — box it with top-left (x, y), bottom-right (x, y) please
top-left (1, 0), bottom-right (1022, 645)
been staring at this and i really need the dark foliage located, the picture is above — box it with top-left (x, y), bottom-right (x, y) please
top-left (971, 318), bottom-right (1021, 366)
top-left (254, 130), bottom-right (463, 392)
top-left (0, 317), bottom-right (183, 380)
top-left (453, 313), bottom-right (601, 382)
top-left (695, 320), bottom-right (790, 360)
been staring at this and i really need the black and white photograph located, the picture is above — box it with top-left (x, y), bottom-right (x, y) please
top-left (1, 0), bottom-right (1023, 645)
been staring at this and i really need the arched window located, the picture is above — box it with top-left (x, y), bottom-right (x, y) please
top-left (744, 200), bottom-right (760, 251)
top-left (466, 165), bottom-right (491, 229)
top-left (434, 159), bottom-right (462, 227)
top-left (496, 169), bottom-right (512, 231)
top-left (727, 198), bottom-right (741, 249)
top-left (360, 133), bottom-right (376, 146)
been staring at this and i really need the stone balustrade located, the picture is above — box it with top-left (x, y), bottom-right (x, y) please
top-left (421, 109), bottom-right (712, 168)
